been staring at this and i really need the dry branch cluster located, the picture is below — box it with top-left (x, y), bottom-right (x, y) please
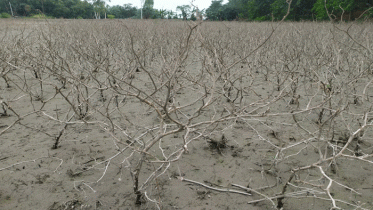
top-left (0, 19), bottom-right (373, 209)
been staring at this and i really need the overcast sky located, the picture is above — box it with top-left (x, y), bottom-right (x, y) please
top-left (107, 0), bottom-right (229, 12)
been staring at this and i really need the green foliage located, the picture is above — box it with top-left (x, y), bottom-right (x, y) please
top-left (145, 0), bottom-right (154, 8)
top-left (271, 0), bottom-right (288, 19)
top-left (312, 0), bottom-right (358, 20)
top-left (158, 9), bottom-right (166, 19)
top-left (166, 10), bottom-right (174, 19)
top-left (226, 0), bottom-right (248, 19)
top-left (108, 4), bottom-right (137, 19)
top-left (238, 13), bottom-right (245, 20)
top-left (190, 13), bottom-right (196, 21)
top-left (221, 6), bottom-right (239, 20)
top-left (1, 12), bottom-right (11, 18)
top-left (176, 5), bottom-right (191, 20)
top-left (30, 14), bottom-right (52, 19)
top-left (247, 0), bottom-right (273, 20)
top-left (271, 0), bottom-right (317, 20)
top-left (206, 0), bottom-right (223, 20)
top-left (53, 0), bottom-right (70, 18)
top-left (142, 7), bottom-right (154, 19)
top-left (0, 0), bottom-right (95, 18)
top-left (150, 9), bottom-right (160, 19)
top-left (254, 16), bottom-right (268, 21)
top-left (107, 14), bottom-right (114, 19)
top-left (91, 0), bottom-right (106, 19)
top-left (203, 0), bottom-right (372, 21)
top-left (141, 0), bottom-right (154, 19)
top-left (0, 0), bottom-right (137, 19)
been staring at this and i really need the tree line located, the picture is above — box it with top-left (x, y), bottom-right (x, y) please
top-left (0, 0), bottom-right (181, 19)
top-left (0, 0), bottom-right (372, 20)
top-left (206, 0), bottom-right (372, 21)
top-left (1, 0), bottom-right (138, 19)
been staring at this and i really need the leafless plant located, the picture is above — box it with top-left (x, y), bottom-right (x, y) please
top-left (0, 5), bottom-right (373, 209)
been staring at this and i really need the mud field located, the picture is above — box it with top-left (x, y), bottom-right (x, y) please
top-left (0, 19), bottom-right (373, 209)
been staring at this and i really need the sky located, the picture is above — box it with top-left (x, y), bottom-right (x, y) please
top-left (107, 0), bottom-right (229, 12)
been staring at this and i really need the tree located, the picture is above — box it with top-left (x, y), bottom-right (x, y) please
top-left (311, 0), bottom-right (370, 20)
top-left (140, 0), bottom-right (144, 18)
top-left (166, 10), bottom-right (174, 19)
top-left (247, 0), bottom-right (275, 20)
top-left (24, 4), bottom-right (32, 16)
top-left (142, 0), bottom-right (154, 19)
top-left (144, 0), bottom-right (153, 8)
top-left (205, 0), bottom-right (223, 20)
top-left (176, 5), bottom-right (191, 20)
top-left (158, 8), bottom-right (166, 19)
top-left (108, 4), bottom-right (137, 19)
top-left (190, 12), bottom-right (196, 20)
top-left (53, 0), bottom-right (70, 18)
top-left (312, 0), bottom-right (354, 20)
top-left (221, 5), bottom-right (239, 20)
top-left (91, 0), bottom-right (106, 19)
top-left (271, 0), bottom-right (316, 20)
top-left (73, 0), bottom-right (94, 19)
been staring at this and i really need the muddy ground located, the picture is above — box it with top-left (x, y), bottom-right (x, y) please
top-left (0, 19), bottom-right (373, 210)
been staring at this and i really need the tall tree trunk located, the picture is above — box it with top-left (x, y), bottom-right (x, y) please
top-left (9, 2), bottom-right (14, 16)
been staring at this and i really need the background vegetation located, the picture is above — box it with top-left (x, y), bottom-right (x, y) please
top-left (0, 0), bottom-right (372, 20)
